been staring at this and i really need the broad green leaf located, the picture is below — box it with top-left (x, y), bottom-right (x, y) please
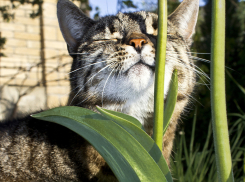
top-left (96, 106), bottom-right (145, 131)
top-left (163, 69), bottom-right (178, 136)
top-left (32, 106), bottom-right (167, 182)
top-left (96, 106), bottom-right (173, 182)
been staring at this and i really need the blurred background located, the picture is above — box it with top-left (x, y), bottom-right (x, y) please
top-left (0, 0), bottom-right (244, 181)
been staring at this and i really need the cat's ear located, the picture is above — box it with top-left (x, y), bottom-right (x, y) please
top-left (168, 0), bottom-right (199, 40)
top-left (57, 0), bottom-right (95, 50)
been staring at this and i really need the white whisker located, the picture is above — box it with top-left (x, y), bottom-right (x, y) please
top-left (102, 68), bottom-right (115, 106)
top-left (69, 64), bottom-right (111, 105)
top-left (68, 60), bottom-right (108, 74)
top-left (187, 52), bottom-right (211, 55)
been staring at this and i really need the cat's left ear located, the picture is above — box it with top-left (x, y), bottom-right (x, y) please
top-left (57, 0), bottom-right (95, 51)
top-left (168, 0), bottom-right (199, 41)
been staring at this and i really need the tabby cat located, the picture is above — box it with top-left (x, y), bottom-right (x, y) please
top-left (0, 0), bottom-right (199, 181)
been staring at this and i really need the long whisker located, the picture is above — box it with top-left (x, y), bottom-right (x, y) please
top-left (188, 61), bottom-right (210, 81)
top-left (69, 64), bottom-right (111, 105)
top-left (68, 60), bottom-right (108, 74)
top-left (188, 55), bottom-right (211, 63)
top-left (168, 55), bottom-right (210, 82)
top-left (76, 90), bottom-right (97, 106)
top-left (168, 55), bottom-right (211, 90)
top-left (187, 52), bottom-right (211, 55)
top-left (102, 68), bottom-right (115, 106)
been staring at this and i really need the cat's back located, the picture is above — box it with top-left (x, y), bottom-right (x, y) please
top-left (0, 115), bottom-right (112, 182)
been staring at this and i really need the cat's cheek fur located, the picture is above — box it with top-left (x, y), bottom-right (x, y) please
top-left (141, 44), bottom-right (155, 66)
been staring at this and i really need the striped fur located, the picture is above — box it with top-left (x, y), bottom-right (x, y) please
top-left (0, 0), bottom-right (199, 181)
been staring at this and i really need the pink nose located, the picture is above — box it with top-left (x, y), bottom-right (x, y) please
top-left (129, 38), bottom-right (146, 49)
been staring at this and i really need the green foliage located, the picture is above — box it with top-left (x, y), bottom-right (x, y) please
top-left (32, 106), bottom-right (170, 182)
top-left (171, 115), bottom-right (218, 182)
top-left (32, 66), bottom-right (179, 181)
top-left (153, 0), bottom-right (167, 151)
top-left (0, 36), bottom-right (6, 57)
top-left (192, 0), bottom-right (245, 126)
top-left (163, 70), bottom-right (178, 136)
top-left (122, 0), bottom-right (137, 9)
top-left (96, 106), bottom-right (173, 182)
top-left (172, 107), bottom-right (245, 181)
top-left (210, 0), bottom-right (234, 180)
top-left (141, 0), bottom-right (179, 15)
top-left (183, 0), bottom-right (245, 179)
top-left (117, 0), bottom-right (137, 12)
top-left (93, 6), bottom-right (100, 20)
top-left (0, 5), bottom-right (14, 21)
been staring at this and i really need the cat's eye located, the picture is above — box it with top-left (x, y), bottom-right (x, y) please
top-left (147, 34), bottom-right (157, 39)
top-left (93, 39), bottom-right (118, 42)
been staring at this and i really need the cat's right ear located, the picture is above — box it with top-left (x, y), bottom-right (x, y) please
top-left (57, 0), bottom-right (95, 50)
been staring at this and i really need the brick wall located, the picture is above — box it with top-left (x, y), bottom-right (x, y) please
top-left (0, 0), bottom-right (78, 119)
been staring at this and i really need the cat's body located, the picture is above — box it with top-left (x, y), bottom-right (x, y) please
top-left (0, 0), bottom-right (199, 181)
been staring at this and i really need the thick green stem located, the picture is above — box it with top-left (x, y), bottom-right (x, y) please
top-left (153, 0), bottom-right (167, 151)
top-left (211, 0), bottom-right (234, 181)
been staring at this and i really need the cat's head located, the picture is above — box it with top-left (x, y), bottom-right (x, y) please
top-left (57, 0), bottom-right (198, 124)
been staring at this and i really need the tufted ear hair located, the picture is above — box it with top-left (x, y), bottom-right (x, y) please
top-left (168, 0), bottom-right (199, 41)
top-left (57, 0), bottom-right (95, 51)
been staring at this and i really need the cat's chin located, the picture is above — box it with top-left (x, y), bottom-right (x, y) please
top-left (126, 62), bottom-right (154, 92)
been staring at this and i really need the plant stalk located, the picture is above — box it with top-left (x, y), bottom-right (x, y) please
top-left (211, 0), bottom-right (234, 181)
top-left (153, 0), bottom-right (167, 151)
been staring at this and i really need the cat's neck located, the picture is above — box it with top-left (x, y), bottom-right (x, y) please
top-left (68, 83), bottom-right (154, 130)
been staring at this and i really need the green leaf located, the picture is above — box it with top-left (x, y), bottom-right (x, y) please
top-left (96, 106), bottom-right (145, 131)
top-left (32, 106), bottom-right (167, 182)
top-left (163, 69), bottom-right (178, 136)
top-left (122, 0), bottom-right (137, 8)
top-left (96, 106), bottom-right (173, 182)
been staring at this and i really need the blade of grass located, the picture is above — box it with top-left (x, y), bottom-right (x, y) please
top-left (190, 107), bottom-right (197, 160)
top-left (226, 70), bottom-right (245, 95)
top-left (233, 100), bottom-right (245, 115)
top-left (184, 110), bottom-right (197, 180)
top-left (193, 123), bottom-right (213, 179)
top-left (163, 70), bottom-right (178, 136)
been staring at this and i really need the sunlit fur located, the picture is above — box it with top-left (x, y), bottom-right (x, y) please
top-left (67, 10), bottom-right (197, 166)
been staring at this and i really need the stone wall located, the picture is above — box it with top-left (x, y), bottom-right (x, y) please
top-left (0, 0), bottom-right (77, 119)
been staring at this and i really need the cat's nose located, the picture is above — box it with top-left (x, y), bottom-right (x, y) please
top-left (129, 38), bottom-right (146, 51)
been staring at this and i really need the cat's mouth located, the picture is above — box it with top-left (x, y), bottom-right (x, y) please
top-left (130, 59), bottom-right (155, 72)
top-left (137, 60), bottom-right (155, 71)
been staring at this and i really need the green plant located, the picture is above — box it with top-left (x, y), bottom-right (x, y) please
top-left (211, 0), bottom-right (234, 181)
top-left (31, 0), bottom-right (237, 181)
top-left (32, 70), bottom-right (178, 182)
top-left (171, 107), bottom-right (244, 181)
top-left (32, 0), bottom-right (172, 181)
top-left (153, 0), bottom-right (168, 150)
top-left (32, 106), bottom-right (170, 181)
top-left (171, 111), bottom-right (218, 182)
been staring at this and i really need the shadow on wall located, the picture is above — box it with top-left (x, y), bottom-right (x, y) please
top-left (0, 86), bottom-right (46, 120)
